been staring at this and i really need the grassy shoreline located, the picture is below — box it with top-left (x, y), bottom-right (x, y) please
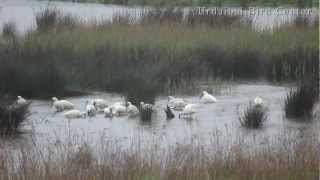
top-left (0, 131), bottom-right (318, 180)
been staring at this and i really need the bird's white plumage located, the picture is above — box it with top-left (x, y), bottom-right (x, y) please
top-left (17, 96), bottom-right (27, 105)
top-left (179, 104), bottom-right (199, 118)
top-left (110, 102), bottom-right (127, 116)
top-left (64, 110), bottom-right (86, 119)
top-left (90, 99), bottom-right (108, 110)
top-left (254, 96), bottom-right (263, 106)
top-left (86, 101), bottom-right (97, 116)
top-left (168, 96), bottom-right (188, 110)
top-left (200, 91), bottom-right (217, 103)
top-left (126, 102), bottom-right (139, 117)
top-left (52, 97), bottom-right (74, 112)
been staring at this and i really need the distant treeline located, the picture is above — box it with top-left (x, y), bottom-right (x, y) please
top-left (50, 0), bottom-right (317, 7)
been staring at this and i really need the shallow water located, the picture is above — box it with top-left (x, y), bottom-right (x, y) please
top-left (9, 83), bottom-right (316, 152)
top-left (0, 0), bottom-right (318, 34)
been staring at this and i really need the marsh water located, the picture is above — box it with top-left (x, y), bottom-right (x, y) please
top-left (2, 83), bottom-right (316, 152)
top-left (0, 0), bottom-right (318, 34)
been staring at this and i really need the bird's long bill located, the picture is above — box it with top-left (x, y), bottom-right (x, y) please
top-left (199, 93), bottom-right (204, 99)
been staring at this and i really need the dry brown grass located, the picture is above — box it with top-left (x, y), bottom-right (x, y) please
top-left (0, 132), bottom-right (318, 180)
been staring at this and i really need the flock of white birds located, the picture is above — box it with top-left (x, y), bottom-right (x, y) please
top-left (16, 90), bottom-right (263, 120)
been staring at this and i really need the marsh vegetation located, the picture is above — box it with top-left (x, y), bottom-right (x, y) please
top-left (285, 82), bottom-right (318, 120)
top-left (0, 96), bottom-right (30, 134)
top-left (239, 103), bottom-right (268, 128)
top-left (0, 132), bottom-right (317, 180)
top-left (0, 4), bottom-right (319, 180)
top-left (0, 8), bottom-right (318, 99)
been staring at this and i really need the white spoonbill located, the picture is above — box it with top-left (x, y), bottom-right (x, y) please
top-left (63, 110), bottom-right (86, 119)
top-left (200, 91), bottom-right (217, 103)
top-left (52, 97), bottom-right (74, 112)
top-left (85, 101), bottom-right (97, 117)
top-left (254, 96), bottom-right (263, 106)
top-left (90, 99), bottom-right (108, 110)
top-left (126, 102), bottom-right (139, 117)
top-left (110, 102), bottom-right (127, 116)
top-left (17, 96), bottom-right (27, 105)
top-left (168, 96), bottom-right (188, 110)
top-left (179, 104), bottom-right (199, 118)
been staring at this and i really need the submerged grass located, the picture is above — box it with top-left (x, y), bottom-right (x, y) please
top-left (0, 9), bottom-right (318, 98)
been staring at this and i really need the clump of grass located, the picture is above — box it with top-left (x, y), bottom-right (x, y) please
top-left (0, 96), bottom-right (30, 134)
top-left (285, 83), bottom-right (317, 119)
top-left (140, 105), bottom-right (153, 121)
top-left (2, 22), bottom-right (17, 40)
top-left (165, 105), bottom-right (175, 119)
top-left (239, 103), bottom-right (268, 129)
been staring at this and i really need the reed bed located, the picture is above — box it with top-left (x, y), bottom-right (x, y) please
top-left (0, 131), bottom-right (317, 180)
top-left (0, 9), bottom-right (318, 98)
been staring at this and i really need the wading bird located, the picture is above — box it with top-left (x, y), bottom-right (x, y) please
top-left (200, 91), bottom-right (217, 103)
top-left (17, 96), bottom-right (27, 105)
top-left (126, 101), bottom-right (139, 117)
top-left (86, 101), bottom-right (97, 117)
top-left (64, 110), bottom-right (86, 119)
top-left (52, 97), bottom-right (74, 112)
top-left (110, 102), bottom-right (127, 116)
top-left (179, 104), bottom-right (199, 118)
top-left (168, 96), bottom-right (188, 110)
top-left (89, 99), bottom-right (108, 111)
top-left (254, 96), bottom-right (263, 106)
